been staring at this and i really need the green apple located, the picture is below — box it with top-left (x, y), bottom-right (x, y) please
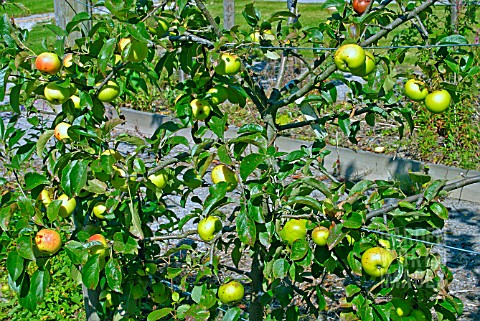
top-left (207, 86), bottom-right (229, 105)
top-left (361, 246), bottom-right (393, 277)
top-left (35, 52), bottom-right (62, 74)
top-left (96, 80), bottom-right (120, 102)
top-left (111, 166), bottom-right (127, 189)
top-left (391, 298), bottom-right (413, 317)
top-left (119, 37), bottom-right (148, 62)
top-left (280, 219), bottom-right (307, 244)
top-left (35, 229), bottom-right (62, 254)
top-left (311, 226), bottom-right (329, 246)
top-left (101, 149), bottom-right (123, 161)
top-left (1, 284), bottom-right (10, 293)
top-left (149, 17), bottom-right (169, 37)
top-left (190, 98), bottom-right (211, 121)
top-left (405, 79), bottom-right (429, 101)
top-left (218, 281), bottom-right (244, 304)
top-left (211, 164), bottom-right (238, 192)
top-left (92, 202), bottom-right (107, 219)
top-left (197, 216), bottom-right (223, 241)
top-left (54, 122), bottom-right (71, 140)
top-left (410, 309), bottom-right (428, 321)
top-left (148, 170), bottom-right (169, 190)
top-left (70, 95), bottom-right (81, 108)
top-left (215, 53), bottom-right (242, 76)
top-left (334, 44), bottom-right (366, 72)
top-left (424, 89), bottom-right (451, 114)
top-left (88, 234), bottom-right (108, 258)
top-left (38, 189), bottom-right (52, 206)
top-left (44, 82), bottom-right (71, 105)
top-left (58, 194), bottom-right (76, 218)
top-left (350, 50), bottom-right (375, 77)
top-left (378, 239), bottom-right (391, 249)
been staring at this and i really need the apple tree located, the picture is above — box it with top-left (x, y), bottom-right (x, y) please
top-left (0, 0), bottom-right (479, 320)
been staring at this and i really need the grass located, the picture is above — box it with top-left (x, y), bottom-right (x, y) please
top-left (0, 0), bottom-right (53, 17)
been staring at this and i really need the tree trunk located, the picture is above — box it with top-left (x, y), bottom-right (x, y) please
top-left (53, 0), bottom-right (92, 47)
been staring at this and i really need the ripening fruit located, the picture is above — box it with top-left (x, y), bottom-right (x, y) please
top-left (54, 122), bottom-right (71, 140)
top-left (96, 80), bottom-right (120, 102)
top-left (88, 234), bottom-right (108, 258)
top-left (35, 52), bottom-right (62, 74)
top-left (58, 194), bottom-right (76, 218)
top-left (35, 229), bottom-right (62, 254)
top-left (218, 281), bottom-right (244, 304)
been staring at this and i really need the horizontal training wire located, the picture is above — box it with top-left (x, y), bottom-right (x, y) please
top-left (257, 42), bottom-right (480, 51)
top-left (361, 228), bottom-right (480, 256)
top-left (158, 279), bottom-right (249, 321)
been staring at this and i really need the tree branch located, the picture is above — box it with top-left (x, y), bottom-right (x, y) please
top-left (194, 0), bottom-right (222, 38)
top-left (366, 175), bottom-right (480, 220)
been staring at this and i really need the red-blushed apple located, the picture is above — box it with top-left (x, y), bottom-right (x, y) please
top-left (118, 37), bottom-right (148, 62)
top-left (334, 44), bottom-right (366, 72)
top-left (54, 122), bottom-right (71, 140)
top-left (211, 164), bottom-right (238, 192)
top-left (190, 99), bottom-right (211, 121)
top-left (35, 52), bottom-right (62, 74)
top-left (35, 229), bottom-right (62, 254)
top-left (58, 194), bottom-right (76, 218)
top-left (63, 53), bottom-right (73, 68)
top-left (88, 234), bottom-right (108, 258)
top-left (44, 82), bottom-right (71, 105)
top-left (215, 53), bottom-right (242, 75)
top-left (353, 0), bottom-right (371, 14)
top-left (96, 80), bottom-right (120, 102)
top-left (218, 281), bottom-right (244, 304)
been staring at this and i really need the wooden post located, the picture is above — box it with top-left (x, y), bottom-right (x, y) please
top-left (450, 0), bottom-right (459, 34)
top-left (53, 0), bottom-right (92, 47)
top-left (223, 0), bottom-right (234, 30)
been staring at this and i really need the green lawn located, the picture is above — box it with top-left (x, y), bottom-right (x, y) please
top-left (0, 0), bottom-right (54, 17)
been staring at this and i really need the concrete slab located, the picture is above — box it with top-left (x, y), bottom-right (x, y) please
top-left (119, 108), bottom-right (480, 203)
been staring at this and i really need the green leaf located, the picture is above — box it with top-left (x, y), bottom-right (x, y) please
top-left (202, 183), bottom-right (228, 217)
top-left (148, 308), bottom-right (174, 321)
top-left (424, 180), bottom-right (446, 202)
top-left (231, 133), bottom-right (267, 152)
top-left (17, 235), bottom-right (35, 261)
top-left (61, 159), bottom-right (88, 197)
top-left (98, 38), bottom-right (117, 73)
top-left (127, 200), bottom-right (144, 240)
top-left (30, 268), bottom-right (50, 302)
top-left (9, 84), bottom-right (21, 113)
top-left (345, 284), bottom-right (361, 297)
top-left (327, 223), bottom-right (346, 250)
top-left (113, 232), bottom-right (138, 255)
top-left (82, 255), bottom-right (100, 290)
top-left (430, 202), bottom-right (448, 220)
top-left (236, 205), bottom-right (256, 246)
top-left (106, 259), bottom-right (122, 292)
top-left (24, 173), bottom-right (50, 190)
top-left (349, 180), bottom-right (373, 195)
top-left (0, 66), bottom-right (10, 102)
top-left (286, 196), bottom-right (322, 211)
top-left (7, 251), bottom-right (24, 282)
top-left (46, 200), bottom-right (61, 221)
top-left (272, 258), bottom-right (289, 279)
top-left (208, 114), bottom-right (227, 139)
top-left (17, 196), bottom-right (35, 219)
top-left (64, 241), bottom-right (89, 265)
top-left (222, 307), bottom-right (242, 321)
top-left (408, 171), bottom-right (431, 185)
top-left (291, 239), bottom-right (309, 261)
top-left (240, 153), bottom-right (266, 181)
top-left (343, 212), bottom-right (363, 229)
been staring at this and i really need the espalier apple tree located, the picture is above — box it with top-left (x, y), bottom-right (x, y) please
top-left (0, 0), bottom-right (479, 320)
